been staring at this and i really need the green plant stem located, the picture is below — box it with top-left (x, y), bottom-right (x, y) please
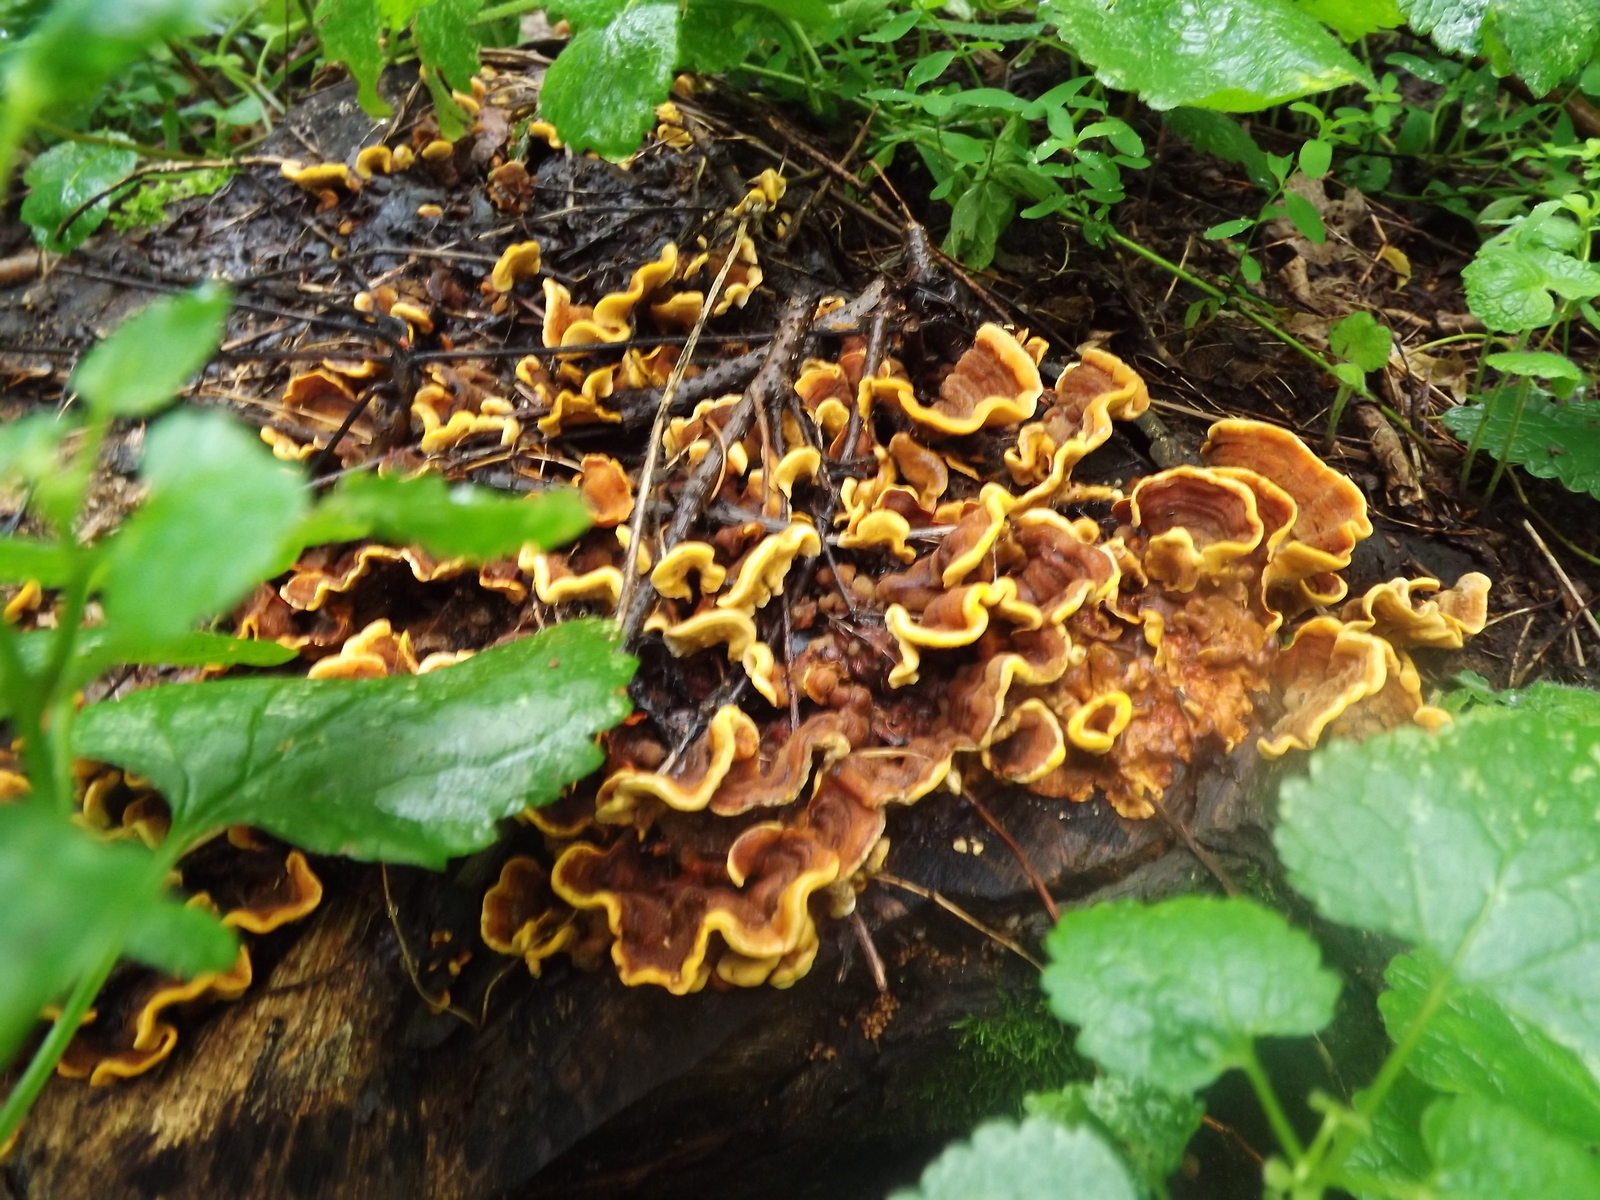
top-left (1241, 1044), bottom-right (1306, 1163)
top-left (470, 0), bottom-right (543, 25)
top-left (0, 941), bottom-right (119, 1148)
top-left (1483, 374), bottom-right (1533, 500)
top-left (29, 120), bottom-right (212, 163)
top-left (1296, 968), bottom-right (1455, 1197)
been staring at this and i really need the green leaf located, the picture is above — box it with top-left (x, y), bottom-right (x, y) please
top-left (71, 282), bottom-right (231, 418)
top-left (943, 176), bottom-right (1015, 270)
top-left (679, 0), bottom-right (772, 72)
top-left (1204, 216), bottom-right (1255, 239)
top-left (1298, 137), bottom-right (1332, 179)
top-left (540, 2), bottom-right (677, 159)
top-left (74, 621), bottom-right (635, 867)
top-left (412, 0), bottom-right (480, 90)
top-left (1042, 895), bottom-right (1340, 1093)
top-left (1483, 350), bottom-right (1583, 380)
top-left (315, 0), bottom-right (390, 116)
top-left (100, 411), bottom-right (309, 644)
top-left (0, 539), bottom-right (71, 585)
top-left (20, 139), bottom-right (138, 253)
top-left (1042, 0), bottom-right (1370, 112)
top-left (1422, 1094), bottom-right (1600, 1198)
top-left (1404, 0), bottom-right (1600, 95)
top-left (889, 1117), bottom-right (1140, 1200)
top-left (3, 0), bottom-right (231, 122)
top-left (1283, 188), bottom-right (1327, 242)
top-left (1164, 107), bottom-right (1274, 189)
top-left (1463, 245), bottom-right (1600, 331)
top-left (1292, 0), bottom-right (1402, 40)
top-left (1342, 1071), bottom-right (1439, 1199)
top-left (1277, 706), bottom-right (1600, 1071)
top-left (0, 802), bottom-right (236, 1069)
top-left (1026, 1076), bottom-right (1204, 1190)
top-left (0, 412), bottom-right (69, 491)
top-left (908, 49), bottom-right (957, 89)
top-left (296, 471), bottom-right (589, 561)
top-left (1440, 395), bottom-right (1600, 500)
top-left (1329, 310), bottom-right (1393, 371)
top-left (1381, 953), bottom-right (1600, 1151)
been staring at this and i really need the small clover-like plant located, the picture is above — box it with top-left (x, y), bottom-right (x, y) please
top-left (908, 683), bottom-right (1600, 1198)
top-left (0, 284), bottom-right (633, 1142)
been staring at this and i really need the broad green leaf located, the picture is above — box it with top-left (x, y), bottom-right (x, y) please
top-left (1381, 953), bottom-right (1600, 1150)
top-left (1298, 137), bottom-right (1332, 179)
top-left (908, 50), bottom-right (957, 89)
top-left (0, 538), bottom-right (70, 585)
top-left (1026, 1076), bottom-right (1204, 1190)
top-left (1042, 0), bottom-right (1370, 112)
top-left (889, 1117), bottom-right (1140, 1200)
top-left (1042, 896), bottom-right (1340, 1092)
top-left (1330, 310), bottom-right (1393, 371)
top-left (20, 139), bottom-right (137, 253)
top-left (295, 471), bottom-right (589, 561)
top-left (2, 0), bottom-right (230, 121)
top-left (100, 412), bottom-right (309, 644)
top-left (1292, 0), bottom-right (1401, 40)
top-left (0, 412), bottom-right (69, 490)
top-left (413, 0), bottom-right (482, 139)
top-left (1422, 1094), bottom-right (1600, 1198)
top-left (540, 2), bottom-right (677, 159)
top-left (1283, 188), bottom-right (1327, 243)
top-left (1404, 0), bottom-right (1600, 95)
top-left (860, 7), bottom-right (919, 40)
top-left (0, 802), bottom-right (236, 1069)
top-left (679, 0), bottom-right (773, 72)
top-left (71, 282), bottom-right (231, 418)
top-left (1440, 395), bottom-right (1600, 500)
top-left (1342, 1071), bottom-right (1438, 1200)
top-left (1482, 349), bottom-right (1583, 379)
top-left (1463, 245), bottom-right (1600, 331)
top-left (1277, 707), bottom-right (1600, 1074)
top-left (1164, 107), bottom-right (1274, 189)
top-left (74, 621), bottom-right (635, 867)
top-left (315, 0), bottom-right (389, 116)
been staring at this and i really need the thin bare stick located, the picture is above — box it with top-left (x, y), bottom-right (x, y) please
top-left (850, 911), bottom-right (889, 993)
top-left (1523, 520), bottom-right (1600, 646)
top-left (872, 870), bottom-right (1044, 970)
top-left (1148, 791), bottom-right (1239, 897)
top-left (615, 214), bottom-right (750, 626)
top-left (962, 790), bottom-right (1059, 921)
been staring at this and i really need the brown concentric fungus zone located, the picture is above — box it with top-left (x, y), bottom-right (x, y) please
top-left (485, 326), bottom-right (1490, 996)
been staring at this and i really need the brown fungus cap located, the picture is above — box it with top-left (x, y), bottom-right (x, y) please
top-left (896, 324), bottom-right (1043, 435)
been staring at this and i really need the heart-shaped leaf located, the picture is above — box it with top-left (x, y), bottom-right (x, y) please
top-left (890, 1117), bottom-right (1140, 1200)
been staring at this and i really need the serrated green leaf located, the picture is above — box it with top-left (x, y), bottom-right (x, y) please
top-left (1292, 0), bottom-right (1402, 39)
top-left (1330, 310), bottom-right (1393, 371)
top-left (315, 0), bottom-right (389, 116)
top-left (1462, 245), bottom-right (1600, 330)
top-left (889, 1117), bottom-right (1140, 1200)
top-left (0, 802), bottom-right (236, 1069)
top-left (1381, 953), bottom-right (1600, 1151)
top-left (74, 621), bottom-right (634, 867)
top-left (1422, 1094), bottom-right (1600, 1199)
top-left (540, 2), bottom-right (677, 159)
top-left (295, 471), bottom-right (588, 561)
top-left (1165, 107), bottom-right (1274, 189)
top-left (20, 139), bottom-right (137, 253)
top-left (1342, 1071), bottom-right (1439, 1200)
top-left (1043, 896), bottom-right (1340, 1093)
top-left (1277, 707), bottom-right (1600, 1074)
top-left (71, 282), bottom-right (230, 418)
top-left (1440, 395), bottom-right (1600, 500)
top-left (1026, 1076), bottom-right (1204, 1190)
top-left (680, 0), bottom-right (773, 72)
top-left (1403, 0), bottom-right (1600, 95)
top-left (1482, 350), bottom-right (1582, 379)
top-left (413, 0), bottom-right (482, 111)
top-left (1043, 0), bottom-right (1370, 112)
top-left (0, 539), bottom-right (70, 585)
top-left (100, 412), bottom-right (309, 644)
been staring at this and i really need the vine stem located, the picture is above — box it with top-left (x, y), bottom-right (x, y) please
top-left (1240, 1044), bottom-right (1305, 1163)
top-left (0, 942), bottom-right (119, 1148)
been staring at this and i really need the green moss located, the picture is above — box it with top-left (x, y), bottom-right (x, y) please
top-left (912, 988), bottom-right (1091, 1132)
